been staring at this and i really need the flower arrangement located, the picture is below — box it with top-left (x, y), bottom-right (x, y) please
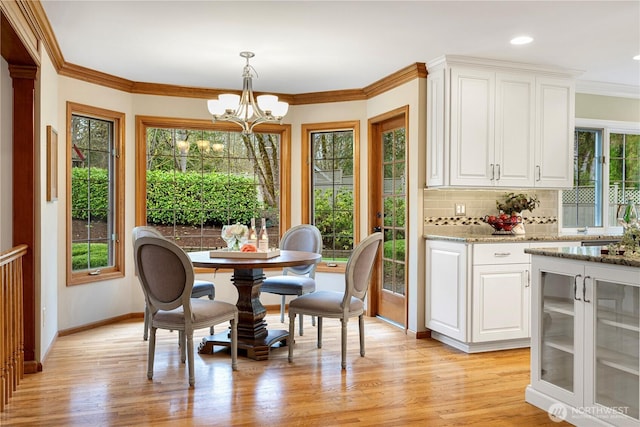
top-left (496, 192), bottom-right (540, 216)
top-left (221, 223), bottom-right (249, 251)
top-left (607, 225), bottom-right (640, 258)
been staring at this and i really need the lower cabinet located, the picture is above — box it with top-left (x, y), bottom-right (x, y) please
top-left (526, 255), bottom-right (640, 426)
top-left (472, 263), bottom-right (530, 342)
top-left (426, 239), bottom-right (579, 353)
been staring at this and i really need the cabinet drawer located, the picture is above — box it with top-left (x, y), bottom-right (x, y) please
top-left (473, 243), bottom-right (530, 265)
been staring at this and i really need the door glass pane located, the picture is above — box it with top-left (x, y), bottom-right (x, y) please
top-left (595, 279), bottom-right (639, 419)
top-left (540, 271), bottom-right (575, 392)
top-left (381, 126), bottom-right (406, 295)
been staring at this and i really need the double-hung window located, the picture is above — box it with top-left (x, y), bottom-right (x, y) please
top-left (562, 119), bottom-right (640, 231)
top-left (67, 103), bottom-right (125, 285)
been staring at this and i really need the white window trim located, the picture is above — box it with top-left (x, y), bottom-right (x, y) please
top-left (560, 118), bottom-right (640, 235)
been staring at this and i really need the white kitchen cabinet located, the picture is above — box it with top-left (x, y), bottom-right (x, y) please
top-left (426, 55), bottom-right (575, 189)
top-left (527, 255), bottom-right (640, 426)
top-left (425, 240), bottom-right (467, 342)
top-left (426, 239), bottom-right (580, 353)
top-left (534, 77), bottom-right (575, 188)
top-left (449, 68), bottom-right (535, 187)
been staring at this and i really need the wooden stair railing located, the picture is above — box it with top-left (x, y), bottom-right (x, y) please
top-left (0, 244), bottom-right (27, 412)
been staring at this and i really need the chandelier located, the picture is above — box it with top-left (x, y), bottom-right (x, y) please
top-left (207, 51), bottom-right (289, 135)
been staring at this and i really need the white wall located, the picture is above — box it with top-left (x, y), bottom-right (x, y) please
top-left (37, 50), bottom-right (63, 357)
top-left (1, 57), bottom-right (12, 251)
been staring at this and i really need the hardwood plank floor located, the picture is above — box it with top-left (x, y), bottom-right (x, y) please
top-left (0, 314), bottom-right (565, 426)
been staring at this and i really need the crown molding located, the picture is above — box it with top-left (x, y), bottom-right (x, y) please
top-left (576, 80), bottom-right (640, 99)
top-left (25, 0), bottom-right (427, 105)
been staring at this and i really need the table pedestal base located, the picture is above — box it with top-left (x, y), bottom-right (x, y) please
top-left (198, 329), bottom-right (288, 361)
top-left (198, 267), bottom-right (289, 360)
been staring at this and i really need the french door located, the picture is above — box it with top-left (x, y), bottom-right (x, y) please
top-left (369, 108), bottom-right (407, 327)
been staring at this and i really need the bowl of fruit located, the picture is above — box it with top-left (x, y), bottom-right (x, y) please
top-left (482, 213), bottom-right (522, 235)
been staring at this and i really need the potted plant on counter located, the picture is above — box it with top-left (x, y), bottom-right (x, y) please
top-left (496, 192), bottom-right (540, 235)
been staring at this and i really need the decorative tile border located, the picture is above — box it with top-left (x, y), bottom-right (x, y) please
top-left (423, 216), bottom-right (558, 226)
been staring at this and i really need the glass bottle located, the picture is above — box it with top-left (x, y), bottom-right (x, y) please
top-left (247, 218), bottom-right (257, 247)
top-left (259, 218), bottom-right (269, 252)
top-left (619, 198), bottom-right (638, 227)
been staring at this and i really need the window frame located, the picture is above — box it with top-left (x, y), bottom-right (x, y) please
top-left (66, 102), bottom-right (125, 285)
top-left (301, 121), bottom-right (360, 273)
top-left (135, 116), bottom-right (291, 269)
top-left (561, 118), bottom-right (640, 234)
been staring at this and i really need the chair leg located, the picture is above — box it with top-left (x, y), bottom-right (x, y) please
top-left (143, 305), bottom-right (150, 341)
top-left (208, 293), bottom-right (215, 335)
top-left (312, 315), bottom-right (316, 327)
top-left (187, 332), bottom-right (195, 387)
top-left (147, 327), bottom-right (156, 380)
top-left (179, 331), bottom-right (186, 363)
top-left (299, 314), bottom-right (304, 336)
top-left (317, 317), bottom-right (323, 348)
top-left (341, 318), bottom-right (348, 369)
top-left (230, 319), bottom-right (238, 371)
top-left (288, 312), bottom-right (296, 363)
top-left (280, 295), bottom-right (286, 323)
top-left (359, 315), bottom-right (365, 357)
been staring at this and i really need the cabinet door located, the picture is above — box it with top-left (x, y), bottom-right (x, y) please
top-left (535, 77), bottom-right (575, 188)
top-left (585, 265), bottom-right (640, 423)
top-left (494, 73), bottom-right (535, 187)
top-left (426, 66), bottom-right (446, 187)
top-left (472, 263), bottom-right (530, 342)
top-left (449, 67), bottom-right (494, 186)
top-left (425, 241), bottom-right (467, 341)
top-left (531, 257), bottom-right (584, 408)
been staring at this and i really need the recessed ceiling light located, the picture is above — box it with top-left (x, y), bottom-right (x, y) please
top-left (634, 54), bottom-right (640, 61)
top-left (510, 36), bottom-right (533, 45)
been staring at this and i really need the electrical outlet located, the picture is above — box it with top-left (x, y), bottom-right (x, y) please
top-left (455, 203), bottom-right (466, 216)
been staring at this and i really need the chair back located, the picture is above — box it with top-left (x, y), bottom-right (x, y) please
top-left (132, 226), bottom-right (165, 275)
top-left (342, 232), bottom-right (383, 306)
top-left (134, 235), bottom-right (195, 317)
top-left (280, 224), bottom-right (322, 277)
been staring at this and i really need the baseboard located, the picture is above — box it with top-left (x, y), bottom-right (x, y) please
top-left (431, 332), bottom-right (530, 353)
top-left (58, 312), bottom-right (142, 336)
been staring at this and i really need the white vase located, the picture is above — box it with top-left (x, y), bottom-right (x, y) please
top-left (512, 215), bottom-right (525, 235)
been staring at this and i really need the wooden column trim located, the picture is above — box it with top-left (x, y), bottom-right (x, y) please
top-left (9, 63), bottom-right (37, 366)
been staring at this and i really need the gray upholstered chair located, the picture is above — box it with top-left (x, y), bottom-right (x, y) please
top-left (132, 226), bottom-right (216, 340)
top-left (260, 224), bottom-right (322, 335)
top-left (287, 232), bottom-right (383, 369)
top-left (134, 234), bottom-right (238, 386)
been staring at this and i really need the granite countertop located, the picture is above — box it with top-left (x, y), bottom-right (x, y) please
top-left (423, 232), bottom-right (622, 243)
top-left (525, 246), bottom-right (640, 268)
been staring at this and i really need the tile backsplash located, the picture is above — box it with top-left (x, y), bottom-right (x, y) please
top-left (423, 188), bottom-right (559, 235)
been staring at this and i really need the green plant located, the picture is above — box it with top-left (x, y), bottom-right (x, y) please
top-left (496, 192), bottom-right (539, 215)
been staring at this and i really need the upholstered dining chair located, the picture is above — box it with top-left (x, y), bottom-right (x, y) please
top-left (134, 235), bottom-right (238, 386)
top-left (287, 232), bottom-right (383, 369)
top-left (260, 224), bottom-right (322, 335)
top-left (132, 226), bottom-right (216, 340)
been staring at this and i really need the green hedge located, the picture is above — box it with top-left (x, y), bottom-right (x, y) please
top-left (71, 168), bottom-right (261, 226)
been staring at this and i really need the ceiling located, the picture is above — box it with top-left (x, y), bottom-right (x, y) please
top-left (41, 1), bottom-right (640, 96)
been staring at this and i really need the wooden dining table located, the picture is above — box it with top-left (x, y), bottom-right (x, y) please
top-left (188, 249), bottom-right (321, 361)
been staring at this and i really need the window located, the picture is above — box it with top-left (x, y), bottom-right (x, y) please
top-left (67, 103), bottom-right (125, 285)
top-left (135, 117), bottom-right (291, 252)
top-left (302, 121), bottom-right (359, 266)
top-left (562, 120), bottom-right (640, 230)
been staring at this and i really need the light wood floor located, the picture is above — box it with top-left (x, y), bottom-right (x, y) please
top-left (1, 314), bottom-right (565, 426)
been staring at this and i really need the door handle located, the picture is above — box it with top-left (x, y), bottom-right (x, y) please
top-left (574, 274), bottom-right (582, 301)
top-left (583, 276), bottom-right (591, 303)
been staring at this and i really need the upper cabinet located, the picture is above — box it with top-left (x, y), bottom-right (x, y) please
top-left (426, 56), bottom-right (576, 189)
